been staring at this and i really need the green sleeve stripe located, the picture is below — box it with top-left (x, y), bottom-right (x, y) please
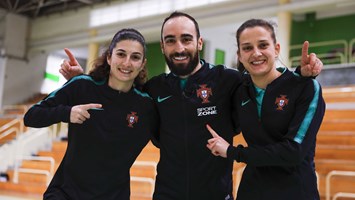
top-left (37, 75), bottom-right (105, 104)
top-left (294, 80), bottom-right (320, 144)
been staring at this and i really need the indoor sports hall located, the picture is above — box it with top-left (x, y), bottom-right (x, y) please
top-left (1, 0), bottom-right (355, 199)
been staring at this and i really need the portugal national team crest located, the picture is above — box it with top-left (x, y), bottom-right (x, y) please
top-left (275, 95), bottom-right (289, 111)
top-left (197, 84), bottom-right (212, 104)
top-left (126, 112), bottom-right (139, 128)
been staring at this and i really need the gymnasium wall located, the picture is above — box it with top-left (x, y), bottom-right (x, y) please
top-left (290, 13), bottom-right (355, 86)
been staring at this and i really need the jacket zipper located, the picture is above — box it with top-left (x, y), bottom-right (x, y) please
top-left (182, 92), bottom-right (190, 200)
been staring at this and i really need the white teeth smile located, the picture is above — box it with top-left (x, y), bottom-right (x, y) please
top-left (252, 61), bottom-right (264, 65)
top-left (174, 56), bottom-right (187, 61)
top-left (119, 69), bottom-right (131, 74)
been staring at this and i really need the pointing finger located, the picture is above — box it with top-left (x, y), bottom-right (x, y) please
top-left (206, 124), bottom-right (219, 138)
top-left (301, 41), bottom-right (309, 65)
top-left (64, 48), bottom-right (79, 66)
top-left (81, 103), bottom-right (103, 119)
top-left (82, 103), bottom-right (103, 111)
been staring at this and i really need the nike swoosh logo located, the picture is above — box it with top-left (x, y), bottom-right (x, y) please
top-left (241, 99), bottom-right (251, 106)
top-left (157, 95), bottom-right (172, 103)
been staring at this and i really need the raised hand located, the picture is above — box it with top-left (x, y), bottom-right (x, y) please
top-left (300, 41), bottom-right (323, 77)
top-left (70, 103), bottom-right (102, 124)
top-left (59, 48), bottom-right (85, 80)
top-left (206, 124), bottom-right (229, 158)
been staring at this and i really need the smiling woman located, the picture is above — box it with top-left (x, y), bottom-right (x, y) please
top-left (237, 25), bottom-right (280, 89)
top-left (88, 29), bottom-right (147, 92)
top-left (107, 39), bottom-right (146, 91)
top-left (206, 18), bottom-right (326, 200)
top-left (23, 28), bottom-right (158, 200)
top-left (207, 19), bottom-right (325, 200)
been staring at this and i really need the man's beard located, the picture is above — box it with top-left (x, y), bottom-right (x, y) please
top-left (165, 50), bottom-right (200, 77)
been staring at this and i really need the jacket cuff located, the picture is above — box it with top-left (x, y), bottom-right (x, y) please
top-left (60, 105), bottom-right (72, 123)
top-left (227, 144), bottom-right (244, 162)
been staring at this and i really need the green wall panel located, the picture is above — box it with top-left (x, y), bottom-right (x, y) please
top-left (146, 42), bottom-right (166, 79)
top-left (290, 13), bottom-right (355, 66)
top-left (291, 13), bottom-right (355, 45)
top-left (215, 49), bottom-right (225, 65)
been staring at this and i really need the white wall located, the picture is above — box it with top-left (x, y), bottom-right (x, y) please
top-left (30, 8), bottom-right (91, 41)
top-left (3, 52), bottom-right (47, 105)
top-left (0, 58), bottom-right (6, 109)
top-left (40, 55), bottom-right (69, 94)
top-left (201, 23), bottom-right (241, 68)
top-left (0, 9), bottom-right (6, 52)
top-left (0, 12), bottom-right (34, 107)
top-left (201, 17), bottom-right (278, 69)
top-left (4, 13), bottom-right (28, 58)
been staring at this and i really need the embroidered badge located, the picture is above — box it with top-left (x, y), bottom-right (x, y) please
top-left (196, 84), bottom-right (212, 103)
top-left (126, 112), bottom-right (139, 128)
top-left (275, 95), bottom-right (289, 111)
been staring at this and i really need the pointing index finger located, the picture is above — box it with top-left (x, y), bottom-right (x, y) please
top-left (64, 48), bottom-right (79, 66)
top-left (301, 41), bottom-right (309, 64)
top-left (82, 103), bottom-right (103, 111)
top-left (206, 124), bottom-right (219, 138)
